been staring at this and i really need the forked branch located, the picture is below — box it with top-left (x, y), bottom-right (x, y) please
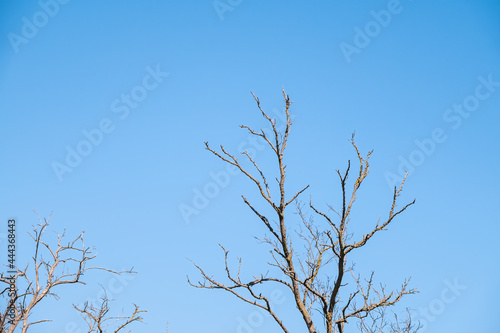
top-left (190, 91), bottom-right (418, 333)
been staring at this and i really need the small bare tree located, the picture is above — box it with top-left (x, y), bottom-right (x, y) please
top-left (0, 213), bottom-right (144, 333)
top-left (74, 293), bottom-right (145, 332)
top-left (188, 90), bottom-right (420, 333)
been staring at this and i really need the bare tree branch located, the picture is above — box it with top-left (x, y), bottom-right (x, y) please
top-left (0, 213), bottom-right (143, 333)
top-left (189, 90), bottom-right (418, 333)
top-left (74, 292), bottom-right (146, 333)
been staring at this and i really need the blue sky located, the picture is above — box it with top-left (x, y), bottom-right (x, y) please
top-left (1, 1), bottom-right (499, 332)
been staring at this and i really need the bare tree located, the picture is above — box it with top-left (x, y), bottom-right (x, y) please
top-left (0, 213), bottom-right (144, 333)
top-left (188, 90), bottom-right (420, 333)
top-left (74, 292), bottom-right (145, 333)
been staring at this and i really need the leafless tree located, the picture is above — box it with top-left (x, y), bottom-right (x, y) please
top-left (188, 90), bottom-right (420, 333)
top-left (74, 293), bottom-right (145, 333)
top-left (0, 213), bottom-right (144, 333)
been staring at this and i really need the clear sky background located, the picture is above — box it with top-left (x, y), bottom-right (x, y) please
top-left (1, 1), bottom-right (499, 332)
